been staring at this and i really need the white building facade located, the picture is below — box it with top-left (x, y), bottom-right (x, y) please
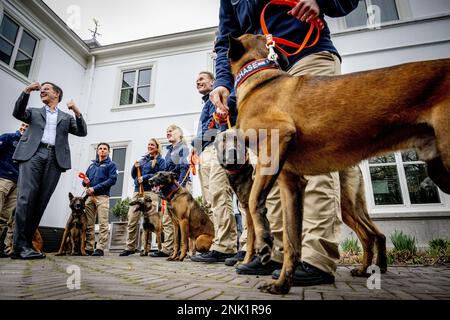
top-left (1, 0), bottom-right (450, 247)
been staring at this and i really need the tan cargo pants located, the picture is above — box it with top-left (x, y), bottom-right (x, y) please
top-left (0, 178), bottom-right (16, 253)
top-left (85, 195), bottom-right (110, 251)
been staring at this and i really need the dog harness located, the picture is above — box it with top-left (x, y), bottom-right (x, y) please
top-left (234, 58), bottom-right (280, 90)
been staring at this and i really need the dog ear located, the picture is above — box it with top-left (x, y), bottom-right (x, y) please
top-left (144, 195), bottom-right (152, 203)
top-left (83, 194), bottom-right (89, 202)
top-left (228, 34), bottom-right (245, 62)
top-left (69, 192), bottom-right (74, 201)
top-left (273, 46), bottom-right (289, 70)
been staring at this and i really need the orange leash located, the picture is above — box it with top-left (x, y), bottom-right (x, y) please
top-left (78, 172), bottom-right (96, 203)
top-left (179, 153), bottom-right (198, 187)
top-left (161, 199), bottom-right (166, 215)
top-left (260, 0), bottom-right (322, 57)
top-left (208, 112), bottom-right (232, 130)
top-left (135, 161), bottom-right (144, 197)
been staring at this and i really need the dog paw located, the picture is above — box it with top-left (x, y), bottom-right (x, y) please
top-left (258, 280), bottom-right (290, 295)
top-left (167, 255), bottom-right (177, 261)
top-left (350, 267), bottom-right (370, 277)
top-left (55, 252), bottom-right (64, 256)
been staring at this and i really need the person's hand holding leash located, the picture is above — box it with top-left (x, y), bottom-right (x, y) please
top-left (210, 86), bottom-right (230, 117)
top-left (83, 177), bottom-right (90, 185)
top-left (86, 187), bottom-right (95, 195)
top-left (288, 0), bottom-right (320, 23)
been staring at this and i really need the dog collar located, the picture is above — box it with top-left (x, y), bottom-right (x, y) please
top-left (161, 183), bottom-right (180, 202)
top-left (234, 58), bottom-right (279, 90)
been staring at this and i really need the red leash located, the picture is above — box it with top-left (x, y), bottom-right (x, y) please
top-left (260, 0), bottom-right (323, 57)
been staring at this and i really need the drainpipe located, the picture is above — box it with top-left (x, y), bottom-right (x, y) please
top-left (72, 55), bottom-right (96, 195)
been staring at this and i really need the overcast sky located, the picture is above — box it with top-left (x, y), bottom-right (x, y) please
top-left (43, 0), bottom-right (220, 45)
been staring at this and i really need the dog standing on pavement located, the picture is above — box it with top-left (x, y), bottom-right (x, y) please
top-left (148, 171), bottom-right (214, 261)
top-left (227, 34), bottom-right (450, 294)
top-left (215, 129), bottom-right (387, 278)
top-left (56, 193), bottom-right (88, 256)
top-left (128, 195), bottom-right (163, 256)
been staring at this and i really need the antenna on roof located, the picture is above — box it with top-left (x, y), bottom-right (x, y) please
top-left (88, 18), bottom-right (102, 39)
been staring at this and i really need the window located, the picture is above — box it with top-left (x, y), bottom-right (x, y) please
top-left (345, 0), bottom-right (399, 28)
top-left (119, 68), bottom-right (152, 106)
top-left (368, 150), bottom-right (442, 207)
top-left (207, 51), bottom-right (217, 77)
top-left (0, 14), bottom-right (37, 77)
top-left (109, 147), bottom-right (127, 222)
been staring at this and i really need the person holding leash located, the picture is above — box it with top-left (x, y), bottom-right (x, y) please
top-left (211, 0), bottom-right (359, 285)
top-left (82, 142), bottom-right (118, 256)
top-left (189, 71), bottom-right (239, 263)
top-left (0, 122), bottom-right (28, 258)
top-left (120, 138), bottom-right (165, 256)
top-left (148, 125), bottom-right (191, 258)
top-left (12, 82), bottom-right (87, 260)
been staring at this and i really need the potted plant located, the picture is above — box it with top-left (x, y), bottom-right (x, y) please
top-left (112, 197), bottom-right (130, 222)
top-left (109, 197), bottom-right (131, 251)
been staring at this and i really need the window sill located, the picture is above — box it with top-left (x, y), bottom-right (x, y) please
top-left (332, 12), bottom-right (450, 36)
top-left (369, 209), bottom-right (450, 220)
top-left (0, 61), bottom-right (30, 85)
top-left (111, 102), bottom-right (155, 112)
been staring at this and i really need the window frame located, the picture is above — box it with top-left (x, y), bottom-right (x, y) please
top-left (334, 0), bottom-right (412, 32)
top-left (361, 151), bottom-right (450, 215)
top-left (113, 62), bottom-right (157, 111)
top-left (0, 11), bottom-right (39, 81)
top-left (206, 51), bottom-right (216, 76)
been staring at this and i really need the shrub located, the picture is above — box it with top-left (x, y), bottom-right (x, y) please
top-left (428, 238), bottom-right (450, 257)
top-left (341, 237), bottom-right (361, 255)
top-left (390, 230), bottom-right (417, 255)
top-left (111, 197), bottom-right (131, 221)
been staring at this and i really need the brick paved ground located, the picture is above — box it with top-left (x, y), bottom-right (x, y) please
top-left (0, 254), bottom-right (449, 300)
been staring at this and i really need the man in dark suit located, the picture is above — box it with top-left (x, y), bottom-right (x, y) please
top-left (12, 81), bottom-right (87, 259)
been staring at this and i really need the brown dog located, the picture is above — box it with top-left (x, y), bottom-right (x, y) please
top-left (227, 34), bottom-right (450, 294)
top-left (56, 193), bottom-right (88, 256)
top-left (215, 129), bottom-right (387, 277)
top-left (148, 172), bottom-right (214, 261)
top-left (128, 195), bottom-right (163, 256)
top-left (32, 229), bottom-right (44, 253)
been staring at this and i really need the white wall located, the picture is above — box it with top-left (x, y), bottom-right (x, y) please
top-left (409, 0), bottom-right (450, 18)
top-left (333, 17), bottom-right (450, 73)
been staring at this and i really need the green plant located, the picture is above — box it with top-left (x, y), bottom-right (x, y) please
top-left (111, 197), bottom-right (131, 221)
top-left (341, 237), bottom-right (361, 255)
top-left (390, 230), bottom-right (417, 255)
top-left (428, 238), bottom-right (450, 257)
